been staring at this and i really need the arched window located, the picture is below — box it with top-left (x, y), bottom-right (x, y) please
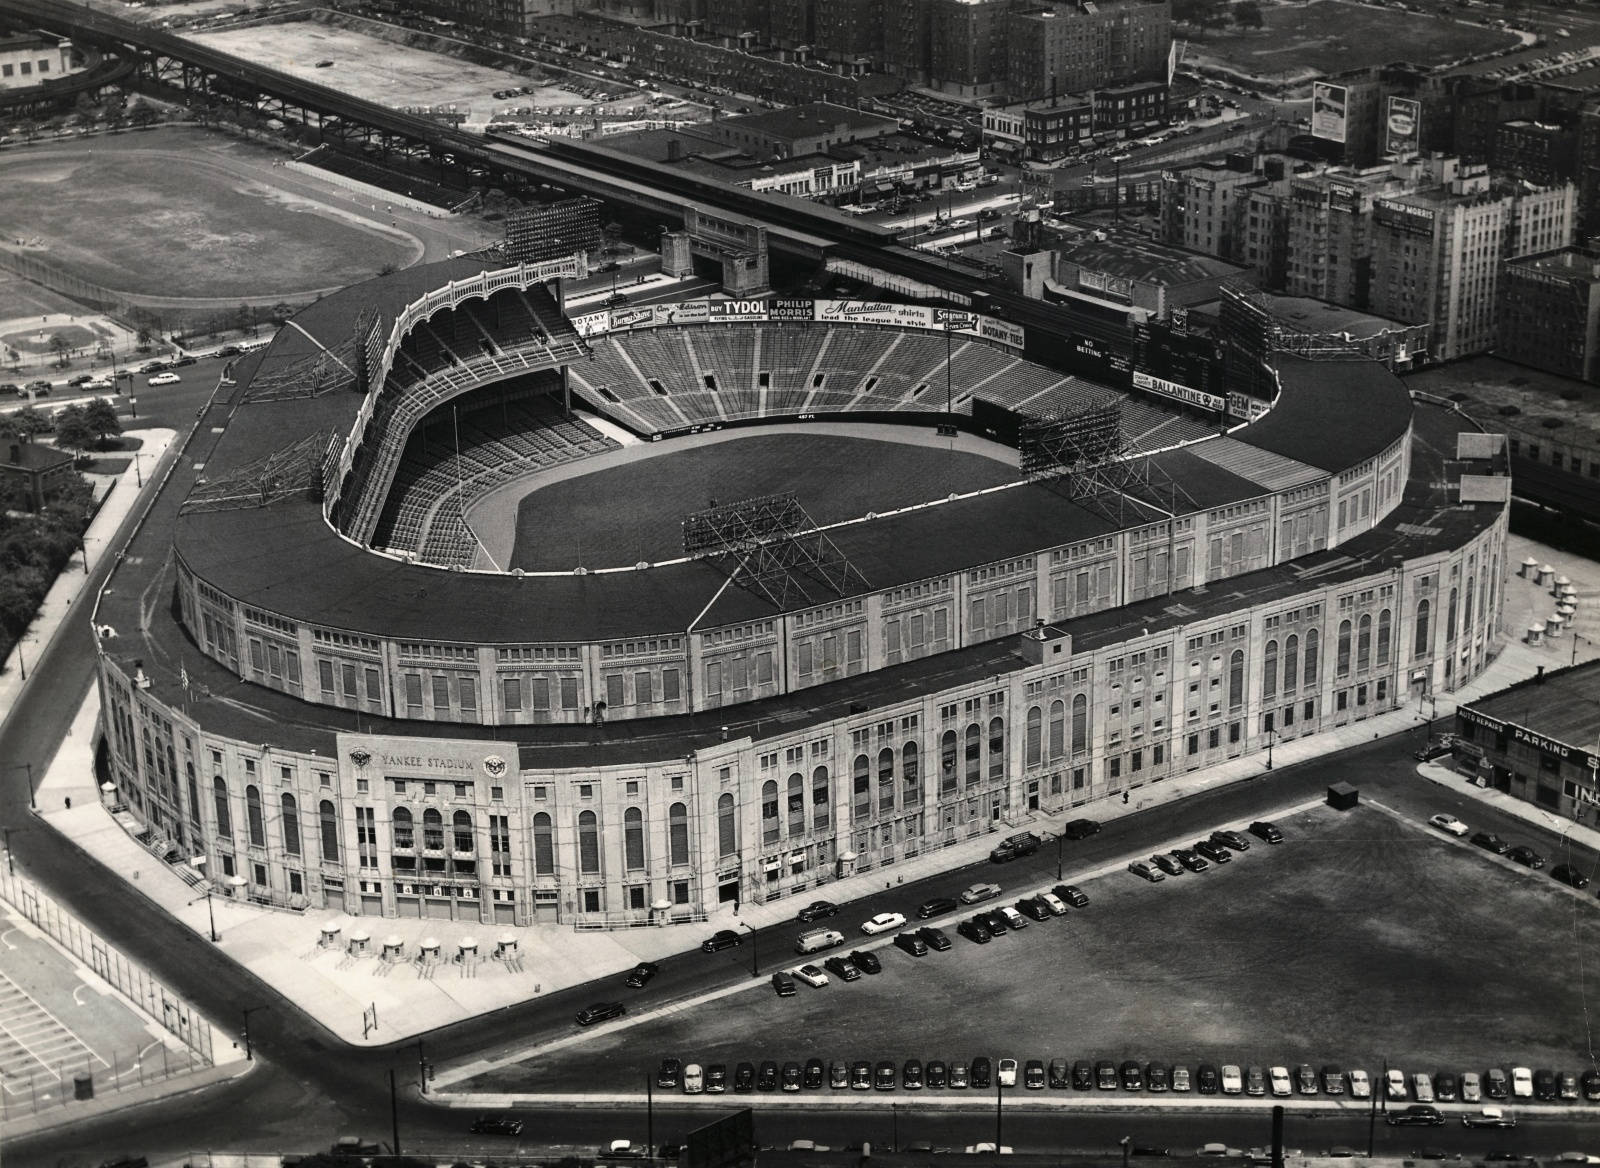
top-left (964, 724), bottom-right (981, 787)
top-left (422, 808), bottom-right (444, 851)
top-left (1377, 609), bottom-right (1392, 666)
top-left (988, 717), bottom-right (1005, 779)
top-left (533, 811), bottom-right (554, 874)
top-left (246, 785), bottom-right (265, 847)
top-left (940, 730), bottom-right (958, 795)
top-left (1336, 619), bottom-right (1352, 678)
top-left (812, 765), bottom-right (830, 830)
top-left (578, 809), bottom-right (600, 874)
top-left (878, 747), bottom-right (896, 812)
top-left (1463, 577), bottom-right (1475, 634)
top-left (1263, 640), bottom-right (1278, 701)
top-left (392, 806), bottom-right (414, 850)
top-left (1414, 598), bottom-right (1431, 659)
top-left (669, 802), bottom-right (689, 866)
top-left (901, 743), bottom-right (919, 804)
top-left (1228, 649), bottom-right (1245, 709)
top-left (1357, 614), bottom-right (1372, 672)
top-left (1304, 628), bottom-right (1320, 687)
top-left (1446, 586), bottom-right (1459, 639)
top-left (1049, 699), bottom-right (1066, 760)
top-left (762, 778), bottom-right (780, 840)
top-left (1025, 706), bottom-right (1043, 769)
top-left (1283, 634), bottom-right (1299, 693)
top-left (453, 810), bottom-right (473, 853)
top-left (853, 754), bottom-right (871, 821)
top-left (718, 792), bottom-right (737, 857)
top-left (318, 799), bottom-right (339, 862)
top-left (787, 773), bottom-right (806, 836)
top-left (213, 776), bottom-right (231, 837)
top-left (624, 806), bottom-right (645, 871)
top-left (281, 793), bottom-right (300, 857)
top-left (1071, 693), bottom-right (1088, 756)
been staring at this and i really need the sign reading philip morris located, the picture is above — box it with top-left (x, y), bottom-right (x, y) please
top-left (339, 733), bottom-right (518, 780)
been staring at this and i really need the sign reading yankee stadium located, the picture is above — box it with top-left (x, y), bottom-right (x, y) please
top-left (339, 733), bottom-right (520, 780)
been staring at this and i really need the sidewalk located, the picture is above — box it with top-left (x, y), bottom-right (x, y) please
top-left (9, 514), bottom-right (1600, 1055)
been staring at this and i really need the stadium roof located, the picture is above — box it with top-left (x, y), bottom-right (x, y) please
top-left (96, 400), bottom-right (1497, 769)
top-left (1233, 353), bottom-right (1413, 472)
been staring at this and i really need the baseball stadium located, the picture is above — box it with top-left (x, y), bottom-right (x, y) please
top-left (90, 255), bottom-right (1508, 928)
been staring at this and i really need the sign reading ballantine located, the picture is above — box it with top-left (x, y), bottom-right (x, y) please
top-left (339, 733), bottom-right (520, 779)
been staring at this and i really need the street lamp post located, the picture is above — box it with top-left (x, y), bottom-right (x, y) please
top-left (240, 1005), bottom-right (266, 1060)
top-left (1266, 725), bottom-right (1276, 771)
top-left (740, 920), bottom-right (757, 978)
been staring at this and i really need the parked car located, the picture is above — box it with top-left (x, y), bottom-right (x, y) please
top-left (1534, 1069), bottom-right (1558, 1101)
top-left (757, 1061), bottom-right (779, 1091)
top-left (928, 1060), bottom-right (948, 1089)
top-left (1348, 1069), bottom-right (1371, 1099)
top-left (990, 831), bottom-right (1041, 862)
top-left (822, 955), bottom-right (861, 982)
top-left (1221, 1065), bottom-right (1244, 1095)
top-left (1172, 1065), bottom-right (1193, 1093)
top-left (959, 917), bottom-right (992, 944)
top-left (796, 899), bottom-right (839, 923)
top-left (1039, 892), bottom-right (1070, 916)
top-left (781, 1062), bottom-right (802, 1092)
top-left (950, 1061), bottom-right (971, 1089)
top-left (1413, 1072), bottom-right (1435, 1102)
top-left (707, 1064), bottom-right (727, 1093)
top-left (1485, 1068), bottom-right (1510, 1100)
top-left (1062, 818), bottom-right (1101, 839)
top-left (1508, 846), bottom-right (1545, 869)
top-left (1511, 1067), bottom-right (1534, 1099)
top-left (1472, 832), bottom-right (1511, 854)
top-left (1173, 848), bottom-right (1208, 873)
top-left (1151, 853), bottom-right (1184, 877)
top-left (904, 1058), bottom-right (925, 1090)
top-left (895, 931), bottom-right (929, 956)
top-left (861, 912), bottom-right (907, 935)
top-left (1551, 865), bottom-right (1590, 888)
top-left (1386, 1068), bottom-right (1409, 1100)
top-left (1250, 820), bottom-right (1284, 843)
top-left (1128, 860), bottom-right (1165, 882)
top-left (972, 1057), bottom-right (993, 1089)
top-left (998, 1058), bottom-right (1020, 1088)
top-left (1463, 1108), bottom-right (1518, 1129)
top-left (919, 925), bottom-right (952, 951)
top-left (1147, 1062), bottom-right (1171, 1093)
top-left (734, 1062), bottom-right (756, 1092)
top-left (1195, 840), bottom-right (1233, 864)
top-left (1017, 896), bottom-right (1052, 921)
top-left (1197, 1064), bottom-right (1220, 1094)
top-left (1211, 829), bottom-right (1251, 851)
top-left (624, 961), bottom-right (660, 987)
top-left (1436, 1071), bottom-right (1460, 1102)
top-left (1430, 813), bottom-right (1470, 837)
top-left (1072, 1060), bottom-right (1094, 1090)
top-left (1415, 738), bottom-right (1457, 761)
top-left (702, 929), bottom-right (742, 952)
top-left (1296, 1064), bottom-right (1319, 1096)
top-left (793, 964), bottom-right (829, 988)
top-left (1055, 884), bottom-right (1089, 906)
top-left (657, 1058), bottom-right (683, 1089)
top-left (917, 896), bottom-right (959, 919)
top-left (848, 949), bottom-right (882, 975)
top-left (1388, 1105), bottom-right (1446, 1127)
top-left (1322, 1066), bottom-right (1346, 1095)
top-left (576, 1001), bottom-right (625, 1026)
top-left (1269, 1066), bottom-right (1292, 1097)
top-left (998, 906), bottom-right (1028, 931)
top-left (770, 970), bottom-right (796, 997)
top-left (980, 909), bottom-right (1010, 935)
top-left (1461, 1072), bottom-right (1482, 1102)
top-left (960, 883), bottom-right (1002, 904)
top-left (1095, 1060), bottom-right (1119, 1090)
top-left (1049, 1058), bottom-right (1071, 1089)
top-left (829, 1061), bottom-right (849, 1090)
top-left (684, 1064), bottom-right (705, 1094)
top-left (1245, 1066), bottom-right (1266, 1097)
top-left (1583, 1070), bottom-right (1600, 1101)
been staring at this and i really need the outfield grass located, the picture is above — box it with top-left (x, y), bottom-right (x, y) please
top-left (508, 433), bottom-right (1019, 571)
top-left (464, 803), bottom-right (1600, 1093)
top-left (1198, 0), bottom-right (1517, 79)
top-left (0, 147), bottom-right (410, 298)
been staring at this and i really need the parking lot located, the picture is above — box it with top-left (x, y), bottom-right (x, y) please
top-left (461, 800), bottom-right (1600, 1098)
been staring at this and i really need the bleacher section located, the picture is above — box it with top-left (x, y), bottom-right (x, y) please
top-left (371, 388), bottom-right (618, 565)
top-left (564, 325), bottom-right (1224, 451)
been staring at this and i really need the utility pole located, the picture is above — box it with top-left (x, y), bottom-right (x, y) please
top-left (995, 1071), bottom-right (1003, 1148)
top-left (417, 1039), bottom-right (428, 1093)
top-left (647, 1070), bottom-right (654, 1156)
top-left (389, 1068), bottom-right (402, 1158)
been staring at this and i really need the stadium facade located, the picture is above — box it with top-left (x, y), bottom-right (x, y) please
top-left (93, 257), bottom-right (1509, 928)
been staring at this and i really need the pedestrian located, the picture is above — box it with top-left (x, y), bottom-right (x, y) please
top-left (1121, 790), bottom-right (1129, 805)
top-left (64, 796), bottom-right (71, 809)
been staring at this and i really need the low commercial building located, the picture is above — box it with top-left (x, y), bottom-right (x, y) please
top-left (981, 97), bottom-right (1095, 163)
top-left (704, 102), bottom-right (898, 159)
top-left (1454, 661), bottom-right (1600, 825)
top-left (0, 439), bottom-right (74, 511)
top-left (0, 30), bottom-right (74, 88)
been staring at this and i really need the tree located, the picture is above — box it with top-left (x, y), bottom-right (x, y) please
top-left (235, 303), bottom-right (252, 335)
top-left (1234, 0), bottom-right (1265, 26)
top-left (82, 398), bottom-right (121, 447)
top-left (136, 325), bottom-right (153, 353)
top-left (53, 404), bottom-right (93, 461)
top-left (48, 334), bottom-right (71, 369)
top-left (271, 302), bottom-right (294, 325)
top-left (1173, 0), bottom-right (1228, 30)
top-left (5, 349), bottom-right (19, 374)
top-left (9, 407), bottom-right (54, 438)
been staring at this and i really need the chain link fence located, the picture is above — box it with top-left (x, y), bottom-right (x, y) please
top-left (0, 863), bottom-right (215, 1120)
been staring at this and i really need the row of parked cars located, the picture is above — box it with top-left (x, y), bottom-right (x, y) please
top-left (1426, 812), bottom-right (1600, 888)
top-left (1127, 821), bottom-right (1282, 882)
top-left (1384, 1066), bottom-right (1600, 1106)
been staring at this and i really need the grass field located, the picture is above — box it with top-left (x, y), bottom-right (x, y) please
top-left (464, 803), bottom-right (1600, 1093)
top-left (1197, 0), bottom-right (1517, 80)
top-left (0, 143), bottom-right (410, 299)
top-left (507, 432), bottom-right (1019, 571)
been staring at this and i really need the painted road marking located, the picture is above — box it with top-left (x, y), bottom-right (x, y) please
top-left (0, 969), bottom-right (107, 1094)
